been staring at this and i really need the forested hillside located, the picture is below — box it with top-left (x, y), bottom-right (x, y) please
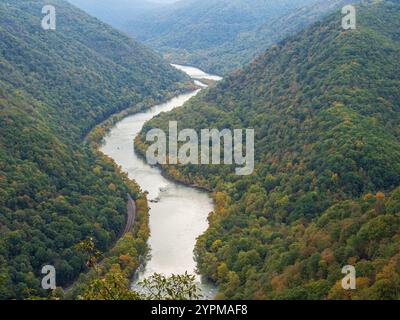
top-left (201, 0), bottom-right (355, 74)
top-left (0, 0), bottom-right (188, 299)
top-left (138, 0), bottom-right (400, 299)
top-left (125, 0), bottom-right (355, 74)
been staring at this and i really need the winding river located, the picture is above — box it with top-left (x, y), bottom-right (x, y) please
top-left (100, 65), bottom-right (222, 298)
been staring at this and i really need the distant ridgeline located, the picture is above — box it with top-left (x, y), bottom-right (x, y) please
top-left (139, 1), bottom-right (400, 299)
top-left (0, 0), bottom-right (188, 299)
top-left (125, 0), bottom-right (358, 74)
top-left (66, 0), bottom-right (161, 29)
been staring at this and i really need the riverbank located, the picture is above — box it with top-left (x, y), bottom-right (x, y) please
top-left (66, 65), bottom-right (219, 299)
top-left (64, 168), bottom-right (150, 299)
top-left (65, 80), bottom-right (196, 299)
top-left (133, 138), bottom-right (213, 193)
top-left (86, 83), bottom-right (199, 148)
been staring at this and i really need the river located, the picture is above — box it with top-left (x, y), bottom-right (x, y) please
top-left (100, 64), bottom-right (221, 299)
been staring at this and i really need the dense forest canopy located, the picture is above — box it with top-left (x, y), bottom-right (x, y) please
top-left (138, 0), bottom-right (400, 299)
top-left (0, 0), bottom-right (188, 299)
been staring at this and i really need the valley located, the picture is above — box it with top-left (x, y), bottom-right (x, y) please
top-left (0, 0), bottom-right (399, 302)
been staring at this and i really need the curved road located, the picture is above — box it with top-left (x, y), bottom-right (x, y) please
top-left (123, 194), bottom-right (136, 236)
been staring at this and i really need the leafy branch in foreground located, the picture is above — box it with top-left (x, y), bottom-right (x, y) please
top-left (139, 272), bottom-right (203, 300)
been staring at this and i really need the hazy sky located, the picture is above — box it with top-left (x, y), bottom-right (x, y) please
top-left (149, 0), bottom-right (179, 3)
